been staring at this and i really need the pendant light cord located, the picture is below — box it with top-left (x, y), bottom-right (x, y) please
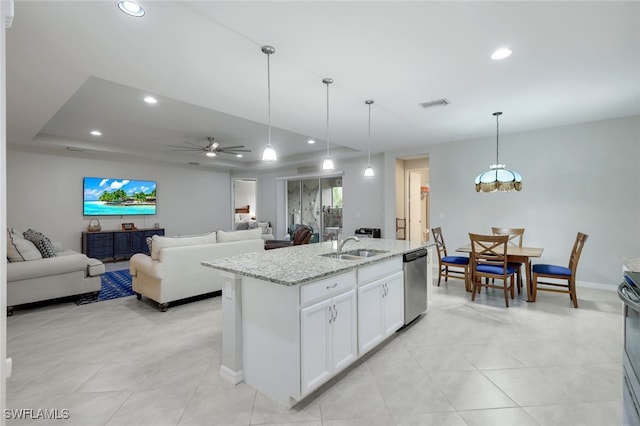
top-left (367, 102), bottom-right (372, 164)
top-left (495, 112), bottom-right (499, 165)
top-left (326, 82), bottom-right (330, 157)
top-left (267, 52), bottom-right (272, 146)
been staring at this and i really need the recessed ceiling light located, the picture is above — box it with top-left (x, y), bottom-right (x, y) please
top-left (491, 48), bottom-right (512, 60)
top-left (117, 1), bottom-right (145, 17)
top-left (308, 139), bottom-right (315, 144)
top-left (90, 130), bottom-right (102, 136)
top-left (143, 96), bottom-right (157, 104)
top-left (236, 154), bottom-right (243, 158)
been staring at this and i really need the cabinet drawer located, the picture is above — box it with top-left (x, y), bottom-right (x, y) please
top-left (358, 257), bottom-right (402, 284)
top-left (88, 247), bottom-right (113, 259)
top-left (300, 271), bottom-right (356, 307)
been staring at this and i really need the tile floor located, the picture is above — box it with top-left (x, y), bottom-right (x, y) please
top-left (6, 274), bottom-right (624, 425)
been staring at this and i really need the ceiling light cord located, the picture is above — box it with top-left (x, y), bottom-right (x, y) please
top-left (326, 80), bottom-right (330, 158)
top-left (367, 101), bottom-right (372, 165)
top-left (267, 51), bottom-right (272, 147)
top-left (495, 112), bottom-right (500, 166)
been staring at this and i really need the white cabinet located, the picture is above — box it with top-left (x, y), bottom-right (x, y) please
top-left (301, 288), bottom-right (357, 394)
top-left (358, 271), bottom-right (404, 354)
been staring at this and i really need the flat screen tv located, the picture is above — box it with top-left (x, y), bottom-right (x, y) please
top-left (83, 177), bottom-right (157, 216)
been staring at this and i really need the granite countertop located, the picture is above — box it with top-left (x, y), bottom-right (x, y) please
top-left (202, 239), bottom-right (434, 286)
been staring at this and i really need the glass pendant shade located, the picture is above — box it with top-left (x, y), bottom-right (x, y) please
top-left (261, 144), bottom-right (277, 162)
top-left (261, 45), bottom-right (277, 162)
top-left (475, 112), bottom-right (522, 193)
top-left (322, 157), bottom-right (335, 170)
top-left (364, 165), bottom-right (375, 177)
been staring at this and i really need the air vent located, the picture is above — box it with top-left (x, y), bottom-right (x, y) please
top-left (188, 162), bottom-right (200, 166)
top-left (65, 146), bottom-right (86, 152)
top-left (419, 98), bottom-right (449, 109)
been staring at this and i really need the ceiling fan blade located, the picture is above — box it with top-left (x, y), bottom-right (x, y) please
top-left (219, 145), bottom-right (246, 150)
top-left (169, 146), bottom-right (203, 152)
top-left (223, 149), bottom-right (251, 153)
top-left (182, 140), bottom-right (205, 148)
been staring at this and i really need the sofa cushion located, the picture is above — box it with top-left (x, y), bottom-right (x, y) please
top-left (7, 230), bottom-right (43, 262)
top-left (23, 229), bottom-right (57, 258)
top-left (217, 228), bottom-right (262, 243)
top-left (151, 231), bottom-right (217, 260)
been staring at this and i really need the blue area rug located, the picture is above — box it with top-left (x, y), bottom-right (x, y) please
top-left (99, 269), bottom-right (134, 301)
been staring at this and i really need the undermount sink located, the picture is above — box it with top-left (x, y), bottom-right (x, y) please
top-left (343, 249), bottom-right (388, 258)
top-left (320, 249), bottom-right (388, 260)
top-left (320, 253), bottom-right (362, 260)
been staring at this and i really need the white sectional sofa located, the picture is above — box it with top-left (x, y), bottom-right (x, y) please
top-left (129, 228), bottom-right (265, 311)
top-left (6, 229), bottom-right (105, 316)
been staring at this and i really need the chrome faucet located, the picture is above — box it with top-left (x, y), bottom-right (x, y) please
top-left (337, 236), bottom-right (359, 253)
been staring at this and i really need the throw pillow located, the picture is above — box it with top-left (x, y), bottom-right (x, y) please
top-left (23, 228), bottom-right (57, 258)
top-left (257, 222), bottom-right (271, 234)
top-left (146, 236), bottom-right (153, 253)
top-left (239, 213), bottom-right (252, 222)
top-left (216, 228), bottom-right (262, 243)
top-left (7, 230), bottom-right (43, 262)
top-left (236, 221), bottom-right (250, 230)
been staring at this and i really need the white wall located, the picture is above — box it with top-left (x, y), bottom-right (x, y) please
top-left (7, 149), bottom-right (232, 252)
top-left (1, 0), bottom-right (8, 420)
top-left (394, 115), bottom-right (639, 287)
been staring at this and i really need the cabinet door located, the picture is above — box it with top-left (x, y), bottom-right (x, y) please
top-left (300, 298), bottom-right (332, 394)
top-left (130, 231), bottom-right (145, 254)
top-left (114, 233), bottom-right (131, 255)
top-left (383, 272), bottom-right (405, 336)
top-left (331, 289), bottom-right (357, 373)
top-left (357, 279), bottom-right (384, 355)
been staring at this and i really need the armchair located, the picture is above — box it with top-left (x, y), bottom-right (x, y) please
top-left (265, 224), bottom-right (313, 250)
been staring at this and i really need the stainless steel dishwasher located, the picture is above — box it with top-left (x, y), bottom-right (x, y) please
top-left (403, 247), bottom-right (428, 325)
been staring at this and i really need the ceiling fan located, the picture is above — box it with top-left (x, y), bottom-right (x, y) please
top-left (169, 137), bottom-right (251, 158)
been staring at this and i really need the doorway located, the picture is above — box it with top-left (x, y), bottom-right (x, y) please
top-left (395, 157), bottom-right (429, 243)
top-left (232, 178), bottom-right (256, 230)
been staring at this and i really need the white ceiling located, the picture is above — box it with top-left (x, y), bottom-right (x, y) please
top-left (6, 1), bottom-right (640, 171)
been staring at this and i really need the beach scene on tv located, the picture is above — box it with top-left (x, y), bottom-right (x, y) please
top-left (84, 177), bottom-right (156, 216)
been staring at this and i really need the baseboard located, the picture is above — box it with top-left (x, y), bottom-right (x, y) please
top-left (219, 364), bottom-right (243, 385)
top-left (576, 280), bottom-right (618, 291)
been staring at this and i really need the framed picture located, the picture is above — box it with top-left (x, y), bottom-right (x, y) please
top-left (121, 223), bottom-right (136, 231)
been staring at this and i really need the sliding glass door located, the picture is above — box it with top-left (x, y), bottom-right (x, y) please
top-left (287, 176), bottom-right (343, 243)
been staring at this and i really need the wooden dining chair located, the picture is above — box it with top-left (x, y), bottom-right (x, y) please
top-left (469, 233), bottom-right (517, 307)
top-left (491, 227), bottom-right (525, 294)
top-left (531, 232), bottom-right (588, 308)
top-left (431, 227), bottom-right (470, 291)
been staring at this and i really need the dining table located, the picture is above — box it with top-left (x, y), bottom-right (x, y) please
top-left (456, 244), bottom-right (544, 302)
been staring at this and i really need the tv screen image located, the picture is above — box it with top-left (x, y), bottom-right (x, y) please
top-left (83, 177), bottom-right (157, 216)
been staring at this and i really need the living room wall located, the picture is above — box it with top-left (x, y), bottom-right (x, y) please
top-left (7, 149), bottom-right (232, 252)
top-left (384, 115), bottom-right (640, 287)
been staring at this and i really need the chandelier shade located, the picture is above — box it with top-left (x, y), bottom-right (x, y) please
top-left (475, 112), bottom-right (522, 193)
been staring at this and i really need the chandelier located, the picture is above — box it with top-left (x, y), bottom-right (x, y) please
top-left (475, 112), bottom-right (522, 192)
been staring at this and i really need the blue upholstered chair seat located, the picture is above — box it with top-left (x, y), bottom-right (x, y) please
top-left (442, 256), bottom-right (469, 265)
top-left (477, 264), bottom-right (517, 275)
top-left (533, 264), bottom-right (571, 277)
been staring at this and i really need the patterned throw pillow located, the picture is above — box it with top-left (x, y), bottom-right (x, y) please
top-left (146, 236), bottom-right (153, 253)
top-left (23, 228), bottom-right (57, 258)
top-left (7, 230), bottom-right (43, 262)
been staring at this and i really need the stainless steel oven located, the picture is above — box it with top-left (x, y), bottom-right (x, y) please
top-left (619, 271), bottom-right (640, 425)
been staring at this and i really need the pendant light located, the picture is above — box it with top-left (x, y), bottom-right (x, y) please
top-left (321, 78), bottom-right (335, 170)
top-left (475, 112), bottom-right (522, 192)
top-left (364, 99), bottom-right (375, 177)
top-left (261, 45), bottom-right (277, 162)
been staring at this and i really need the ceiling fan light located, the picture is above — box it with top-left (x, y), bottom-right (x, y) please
top-left (364, 165), bottom-right (375, 177)
top-left (261, 144), bottom-right (277, 162)
top-left (206, 151), bottom-right (216, 157)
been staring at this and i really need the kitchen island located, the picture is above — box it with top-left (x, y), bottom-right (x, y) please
top-left (203, 238), bottom-right (432, 407)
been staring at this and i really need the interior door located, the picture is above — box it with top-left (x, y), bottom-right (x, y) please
top-left (409, 172), bottom-right (422, 242)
